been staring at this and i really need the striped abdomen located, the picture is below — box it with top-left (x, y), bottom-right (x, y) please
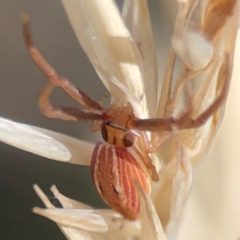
top-left (91, 141), bottom-right (151, 220)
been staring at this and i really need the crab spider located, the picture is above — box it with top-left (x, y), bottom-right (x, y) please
top-left (22, 14), bottom-right (230, 220)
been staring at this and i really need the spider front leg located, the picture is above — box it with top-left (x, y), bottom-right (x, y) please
top-left (39, 82), bottom-right (102, 122)
top-left (137, 132), bottom-right (170, 181)
top-left (139, 132), bottom-right (170, 153)
top-left (22, 14), bottom-right (102, 111)
top-left (129, 54), bottom-right (230, 132)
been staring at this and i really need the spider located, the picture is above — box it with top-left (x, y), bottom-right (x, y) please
top-left (22, 14), bottom-right (229, 220)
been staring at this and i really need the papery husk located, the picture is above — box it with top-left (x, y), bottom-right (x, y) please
top-left (178, 30), bottom-right (240, 240)
top-left (165, 145), bottom-right (192, 240)
top-left (172, 29), bottom-right (213, 70)
top-left (156, 0), bottom-right (198, 118)
top-left (0, 117), bottom-right (94, 165)
top-left (155, 0), bottom-right (238, 166)
top-left (122, 0), bottom-right (158, 117)
top-left (185, 1), bottom-right (239, 164)
top-left (202, 0), bottom-right (237, 41)
top-left (152, 136), bottom-right (193, 237)
top-left (61, 0), bottom-right (147, 117)
top-left (134, 181), bottom-right (166, 240)
top-left (33, 185), bottom-right (141, 240)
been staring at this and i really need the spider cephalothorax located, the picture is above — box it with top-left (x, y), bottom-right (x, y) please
top-left (101, 101), bottom-right (138, 148)
top-left (22, 14), bottom-right (230, 220)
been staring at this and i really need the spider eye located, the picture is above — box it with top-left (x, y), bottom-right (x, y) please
top-left (123, 132), bottom-right (134, 147)
top-left (105, 121), bottom-right (112, 126)
top-left (101, 124), bottom-right (108, 142)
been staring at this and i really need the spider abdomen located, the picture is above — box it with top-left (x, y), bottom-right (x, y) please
top-left (91, 141), bottom-right (151, 220)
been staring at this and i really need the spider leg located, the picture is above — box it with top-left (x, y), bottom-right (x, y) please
top-left (129, 54), bottom-right (230, 132)
top-left (139, 132), bottom-right (170, 153)
top-left (137, 132), bottom-right (170, 182)
top-left (38, 83), bottom-right (102, 122)
top-left (177, 54), bottom-right (230, 129)
top-left (22, 14), bottom-right (102, 111)
top-left (97, 91), bottom-right (110, 105)
top-left (88, 92), bottom-right (110, 132)
top-left (139, 149), bottom-right (159, 181)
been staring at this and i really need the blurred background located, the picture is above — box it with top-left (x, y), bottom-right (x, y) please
top-left (0, 0), bottom-right (239, 239)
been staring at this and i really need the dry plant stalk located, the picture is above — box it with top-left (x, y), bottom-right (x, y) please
top-left (153, 0), bottom-right (238, 236)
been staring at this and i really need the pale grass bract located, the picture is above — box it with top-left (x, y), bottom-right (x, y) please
top-left (0, 0), bottom-right (239, 239)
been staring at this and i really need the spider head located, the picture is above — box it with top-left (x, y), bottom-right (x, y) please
top-left (101, 121), bottom-right (138, 148)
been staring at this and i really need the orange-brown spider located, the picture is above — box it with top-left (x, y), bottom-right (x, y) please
top-left (22, 14), bottom-right (229, 220)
